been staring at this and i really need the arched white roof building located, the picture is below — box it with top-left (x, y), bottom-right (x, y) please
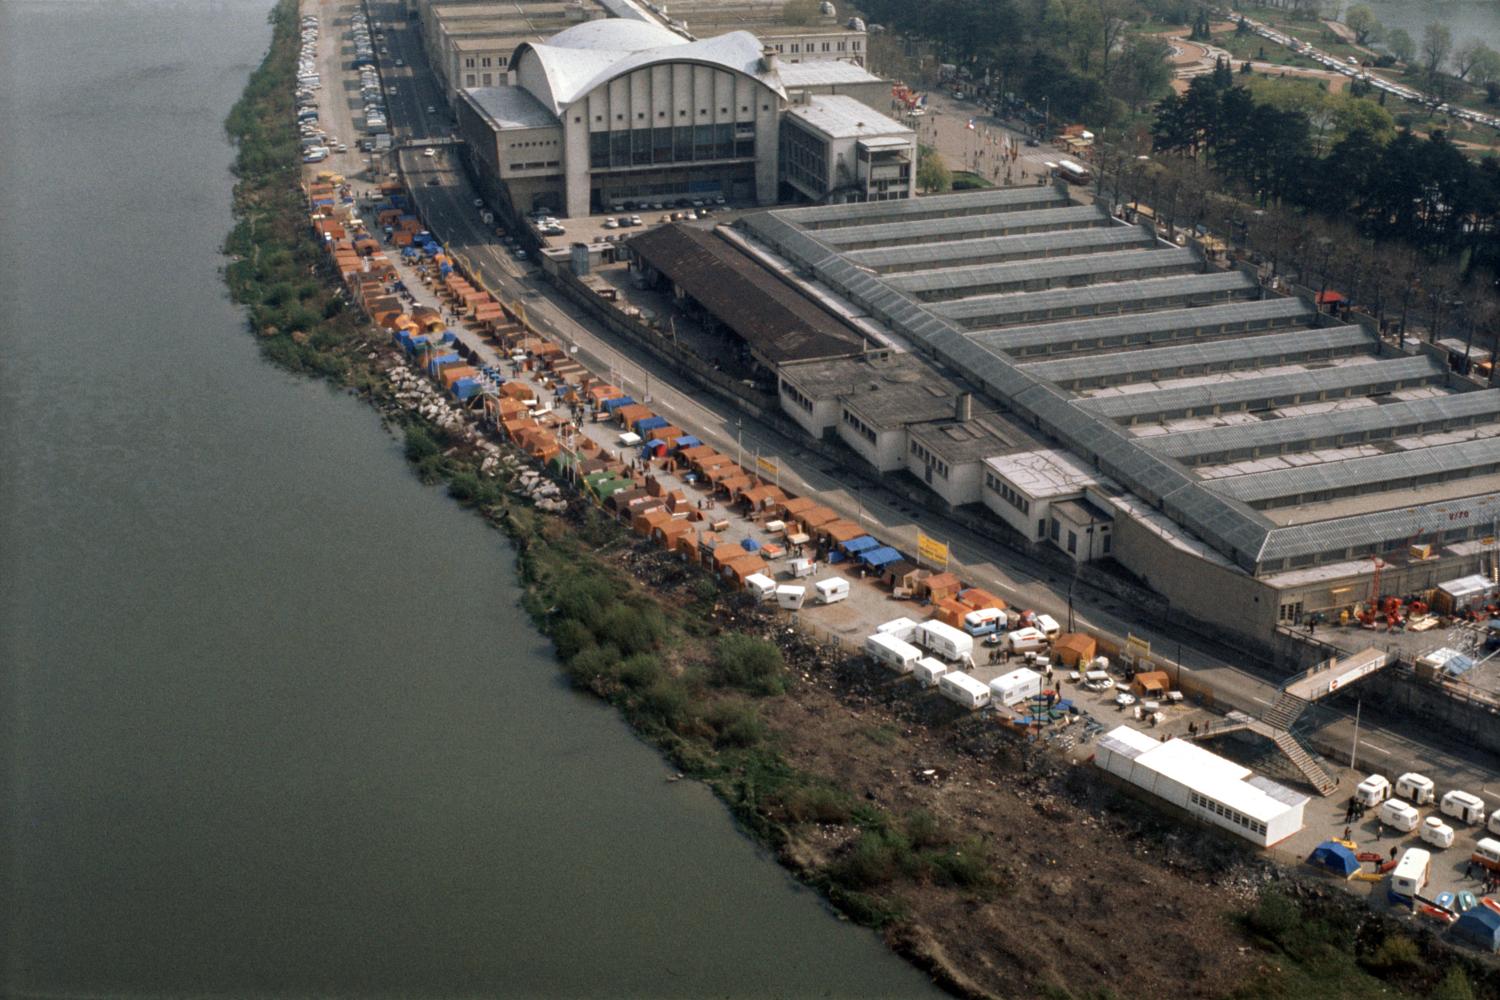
top-left (454, 18), bottom-right (910, 218)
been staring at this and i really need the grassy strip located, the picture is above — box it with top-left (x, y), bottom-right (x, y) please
top-left (220, 6), bottom-right (1497, 999)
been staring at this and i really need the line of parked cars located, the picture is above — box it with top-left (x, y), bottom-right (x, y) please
top-left (296, 16), bottom-right (330, 162)
top-left (350, 12), bottom-right (388, 138)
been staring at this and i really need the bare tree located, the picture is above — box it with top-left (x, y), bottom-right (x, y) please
top-left (1422, 21), bottom-right (1453, 75)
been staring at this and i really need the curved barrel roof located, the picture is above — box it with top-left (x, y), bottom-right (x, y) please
top-left (514, 24), bottom-right (784, 115)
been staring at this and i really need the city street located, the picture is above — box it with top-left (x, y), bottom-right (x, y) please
top-left (333, 0), bottom-right (1500, 803)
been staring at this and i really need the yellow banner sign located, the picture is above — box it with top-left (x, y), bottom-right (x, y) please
top-left (917, 531), bottom-right (949, 567)
top-left (1125, 633), bottom-right (1151, 666)
top-left (756, 456), bottom-right (778, 476)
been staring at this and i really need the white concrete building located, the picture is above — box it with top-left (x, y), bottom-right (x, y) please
top-left (1094, 726), bottom-right (1307, 848)
top-left (780, 94), bottom-right (914, 203)
top-left (984, 452), bottom-right (1116, 560)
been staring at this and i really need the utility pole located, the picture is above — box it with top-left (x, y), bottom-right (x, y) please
top-left (1349, 697), bottom-right (1362, 769)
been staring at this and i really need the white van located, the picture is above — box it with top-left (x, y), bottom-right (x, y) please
top-left (989, 666), bottom-right (1042, 707)
top-left (1356, 774), bottom-right (1392, 807)
top-left (744, 573), bottom-right (776, 601)
top-left (918, 620), bottom-right (974, 662)
top-left (865, 632), bottom-right (921, 674)
top-left (914, 656), bottom-right (948, 688)
top-left (1389, 847), bottom-right (1431, 903)
top-left (1379, 798), bottom-right (1420, 833)
top-left (1441, 790), bottom-right (1487, 826)
top-left (875, 617), bottom-right (920, 643)
top-left (1472, 837), bottom-right (1500, 873)
top-left (1004, 626), bottom-right (1048, 654)
top-left (938, 671), bottom-right (991, 710)
top-left (1420, 816), bottom-right (1455, 849)
top-left (814, 577), bottom-right (849, 604)
top-left (1395, 773), bottom-right (1435, 806)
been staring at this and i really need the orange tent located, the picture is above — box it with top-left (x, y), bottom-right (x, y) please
top-left (957, 587), bottom-right (1006, 612)
top-left (934, 598), bottom-right (970, 630)
top-left (709, 542), bottom-right (748, 570)
top-left (722, 554), bottom-right (769, 586)
top-left (922, 572), bottom-right (962, 603)
top-left (823, 520), bottom-right (865, 545)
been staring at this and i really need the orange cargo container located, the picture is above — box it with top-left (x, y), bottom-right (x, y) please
top-left (440, 365), bottom-right (478, 389)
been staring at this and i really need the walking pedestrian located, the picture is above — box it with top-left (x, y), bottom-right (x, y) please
top-left (1465, 860), bottom-right (1474, 880)
top-left (1342, 826), bottom-right (1351, 841)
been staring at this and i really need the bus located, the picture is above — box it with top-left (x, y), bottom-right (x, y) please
top-left (1055, 158), bottom-right (1091, 184)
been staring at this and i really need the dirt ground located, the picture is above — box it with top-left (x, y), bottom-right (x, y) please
top-left (614, 543), bottom-right (1278, 1000)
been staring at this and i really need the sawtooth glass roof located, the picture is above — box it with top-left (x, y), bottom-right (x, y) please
top-left (1206, 436), bottom-right (1500, 506)
top-left (814, 205), bottom-right (1110, 249)
top-left (1078, 355), bottom-right (1444, 421)
top-left (931, 270), bottom-right (1257, 326)
top-left (1020, 325), bottom-right (1375, 386)
top-left (1142, 389), bottom-right (1500, 463)
top-left (849, 226), bottom-right (1157, 273)
top-left (973, 298), bottom-right (1314, 356)
top-left (778, 185), bottom-right (1068, 228)
top-left (887, 247), bottom-right (1194, 300)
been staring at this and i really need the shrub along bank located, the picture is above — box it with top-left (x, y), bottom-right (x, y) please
top-left (223, 4), bottom-right (1499, 998)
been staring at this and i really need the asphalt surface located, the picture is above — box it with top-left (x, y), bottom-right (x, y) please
top-left (335, 0), bottom-right (1500, 803)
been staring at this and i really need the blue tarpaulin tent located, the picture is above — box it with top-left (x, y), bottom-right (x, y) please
top-left (1308, 841), bottom-right (1360, 879)
top-left (601, 396), bottom-right (635, 413)
top-left (635, 415), bottom-right (668, 434)
top-left (861, 546), bottom-right (903, 568)
top-left (451, 378), bottom-right (481, 401)
top-left (842, 535), bottom-right (879, 554)
top-left (672, 435), bottom-right (702, 451)
top-left (427, 353), bottom-right (460, 377)
top-left (639, 439), bottom-right (666, 458)
top-left (1453, 907), bottom-right (1500, 951)
top-left (741, 538), bottom-right (761, 552)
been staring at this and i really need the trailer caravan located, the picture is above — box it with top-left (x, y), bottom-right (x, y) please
top-left (775, 585), bottom-right (806, 610)
top-left (1441, 790), bottom-right (1487, 826)
top-left (1396, 773), bottom-right (1435, 805)
top-left (938, 671), bottom-right (991, 710)
top-left (1389, 847), bottom-right (1431, 903)
top-left (1473, 837), bottom-right (1500, 872)
top-left (962, 607), bottom-right (1006, 637)
top-left (914, 656), bottom-right (948, 688)
top-left (989, 667), bottom-right (1042, 707)
top-left (1421, 816), bottom-right (1456, 849)
top-left (1379, 799), bottom-right (1421, 833)
top-left (1355, 774), bottom-right (1392, 807)
top-left (876, 617), bottom-right (921, 642)
top-left (865, 632), bottom-right (921, 673)
top-left (1004, 626), bottom-right (1049, 654)
top-left (1033, 613), bottom-right (1061, 640)
top-left (745, 573), bottom-right (777, 601)
top-left (814, 577), bottom-right (850, 604)
top-left (919, 620), bottom-right (974, 662)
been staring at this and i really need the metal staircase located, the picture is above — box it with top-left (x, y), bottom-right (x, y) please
top-left (1262, 691), bottom-right (1309, 732)
top-left (1271, 730), bottom-right (1339, 796)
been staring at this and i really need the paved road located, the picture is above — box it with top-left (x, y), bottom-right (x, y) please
top-left (345, 0), bottom-right (1500, 800)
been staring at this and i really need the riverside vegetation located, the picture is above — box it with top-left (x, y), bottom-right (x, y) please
top-left (223, 2), bottom-right (1500, 996)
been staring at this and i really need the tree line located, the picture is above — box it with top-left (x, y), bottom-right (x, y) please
top-left (854, 0), bottom-right (1177, 124)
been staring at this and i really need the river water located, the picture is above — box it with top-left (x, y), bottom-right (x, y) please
top-left (1346, 0), bottom-right (1500, 56)
top-left (0, 2), bottom-right (940, 997)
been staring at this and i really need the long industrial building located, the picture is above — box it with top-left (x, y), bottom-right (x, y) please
top-left (731, 187), bottom-right (1500, 646)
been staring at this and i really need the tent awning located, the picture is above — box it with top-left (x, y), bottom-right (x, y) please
top-left (861, 546), bottom-right (903, 568)
top-left (842, 535), bottom-right (879, 554)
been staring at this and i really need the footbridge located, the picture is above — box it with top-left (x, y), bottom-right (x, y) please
top-left (1188, 648), bottom-right (1396, 798)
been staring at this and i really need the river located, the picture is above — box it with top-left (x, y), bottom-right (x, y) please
top-left (1347, 0), bottom-right (1500, 55)
top-left (0, 2), bottom-right (940, 996)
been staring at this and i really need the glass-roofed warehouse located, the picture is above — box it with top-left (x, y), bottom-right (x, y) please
top-left (739, 187), bottom-right (1500, 646)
